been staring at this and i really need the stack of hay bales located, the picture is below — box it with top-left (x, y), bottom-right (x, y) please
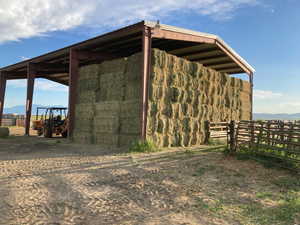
top-left (73, 48), bottom-right (251, 149)
top-left (73, 53), bottom-right (142, 147)
top-left (146, 49), bottom-right (251, 148)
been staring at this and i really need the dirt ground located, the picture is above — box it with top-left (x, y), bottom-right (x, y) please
top-left (0, 128), bottom-right (299, 225)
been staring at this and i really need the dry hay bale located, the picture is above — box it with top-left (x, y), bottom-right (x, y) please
top-left (146, 117), bottom-right (156, 135)
top-left (161, 103), bottom-right (173, 118)
top-left (149, 84), bottom-right (163, 101)
top-left (152, 49), bottom-right (167, 69)
top-left (0, 127), bottom-right (9, 138)
top-left (94, 116), bottom-right (119, 134)
top-left (151, 67), bottom-right (165, 85)
top-left (148, 102), bottom-right (158, 118)
top-left (93, 132), bottom-right (119, 146)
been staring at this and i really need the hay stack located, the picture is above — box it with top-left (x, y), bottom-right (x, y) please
top-left (146, 49), bottom-right (251, 148)
top-left (73, 54), bottom-right (141, 147)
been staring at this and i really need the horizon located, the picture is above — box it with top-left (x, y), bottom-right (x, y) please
top-left (1, 0), bottom-right (299, 114)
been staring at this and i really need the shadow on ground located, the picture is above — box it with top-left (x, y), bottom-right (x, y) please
top-left (0, 136), bottom-right (299, 225)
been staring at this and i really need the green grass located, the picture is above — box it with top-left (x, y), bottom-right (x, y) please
top-left (207, 138), bottom-right (227, 146)
top-left (128, 140), bottom-right (161, 153)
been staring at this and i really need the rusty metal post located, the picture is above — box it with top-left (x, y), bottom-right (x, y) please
top-left (25, 63), bottom-right (36, 135)
top-left (68, 49), bottom-right (79, 139)
top-left (0, 71), bottom-right (7, 126)
top-left (229, 120), bottom-right (236, 152)
top-left (140, 26), bottom-right (152, 141)
top-left (204, 120), bottom-right (211, 144)
top-left (249, 72), bottom-right (254, 120)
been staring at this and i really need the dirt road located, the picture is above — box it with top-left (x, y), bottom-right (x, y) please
top-left (0, 133), bottom-right (298, 225)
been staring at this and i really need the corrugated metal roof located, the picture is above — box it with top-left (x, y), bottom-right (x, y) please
top-left (0, 20), bottom-right (254, 85)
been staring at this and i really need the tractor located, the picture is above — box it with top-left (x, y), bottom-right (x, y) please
top-left (32, 107), bottom-right (68, 138)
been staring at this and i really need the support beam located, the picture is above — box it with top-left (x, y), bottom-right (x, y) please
top-left (249, 73), bottom-right (254, 120)
top-left (68, 49), bottom-right (79, 139)
top-left (25, 63), bottom-right (36, 135)
top-left (77, 50), bottom-right (116, 61)
top-left (216, 40), bottom-right (252, 75)
top-left (140, 27), bottom-right (152, 140)
top-left (152, 28), bottom-right (215, 44)
top-left (0, 71), bottom-right (7, 126)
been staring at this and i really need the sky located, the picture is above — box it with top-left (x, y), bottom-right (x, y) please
top-left (0, 0), bottom-right (299, 113)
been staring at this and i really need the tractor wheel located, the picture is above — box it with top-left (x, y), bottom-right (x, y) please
top-left (44, 126), bottom-right (52, 138)
top-left (37, 129), bottom-right (43, 136)
top-left (61, 130), bottom-right (68, 138)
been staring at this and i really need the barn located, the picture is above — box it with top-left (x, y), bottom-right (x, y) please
top-left (0, 21), bottom-right (255, 147)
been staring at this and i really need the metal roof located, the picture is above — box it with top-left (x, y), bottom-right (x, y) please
top-left (0, 21), bottom-right (254, 86)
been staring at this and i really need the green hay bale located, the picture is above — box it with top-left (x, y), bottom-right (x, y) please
top-left (94, 132), bottom-right (119, 147)
top-left (75, 104), bottom-right (95, 119)
top-left (73, 132), bottom-right (94, 144)
top-left (93, 116), bottom-right (119, 134)
top-left (124, 81), bottom-right (140, 100)
top-left (79, 64), bottom-right (100, 82)
top-left (94, 101), bottom-right (120, 117)
top-left (78, 78), bottom-right (99, 92)
top-left (120, 100), bottom-right (140, 118)
top-left (119, 134), bottom-right (140, 147)
top-left (125, 52), bottom-right (142, 81)
top-left (98, 72), bottom-right (124, 101)
top-left (74, 118), bottom-right (94, 132)
top-left (77, 91), bottom-right (97, 104)
top-left (99, 58), bottom-right (127, 74)
top-left (0, 127), bottom-right (9, 138)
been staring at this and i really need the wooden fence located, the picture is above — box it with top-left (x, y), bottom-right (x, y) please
top-left (235, 120), bottom-right (300, 171)
top-left (205, 120), bottom-right (300, 171)
top-left (204, 121), bottom-right (230, 145)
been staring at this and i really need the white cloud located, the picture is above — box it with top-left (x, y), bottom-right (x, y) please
top-left (0, 0), bottom-right (258, 43)
top-left (253, 89), bottom-right (283, 100)
top-left (8, 79), bottom-right (68, 92)
top-left (20, 56), bottom-right (30, 61)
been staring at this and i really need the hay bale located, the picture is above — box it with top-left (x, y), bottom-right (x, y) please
top-left (94, 132), bottom-right (119, 146)
top-left (73, 132), bottom-right (94, 144)
top-left (94, 101), bottom-right (120, 117)
top-left (0, 127), bottom-right (9, 138)
top-left (94, 116), bottom-right (119, 134)
top-left (77, 91), bottom-right (97, 104)
top-left (147, 49), bottom-right (251, 148)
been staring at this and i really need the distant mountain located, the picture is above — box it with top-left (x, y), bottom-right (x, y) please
top-left (253, 113), bottom-right (300, 120)
top-left (4, 104), bottom-right (65, 115)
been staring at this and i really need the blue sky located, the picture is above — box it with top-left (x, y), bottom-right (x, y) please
top-left (0, 0), bottom-right (299, 113)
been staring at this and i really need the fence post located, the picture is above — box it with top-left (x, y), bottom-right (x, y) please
top-left (286, 123), bottom-right (294, 157)
top-left (266, 121), bottom-right (271, 146)
top-left (229, 120), bottom-right (236, 153)
top-left (249, 121), bottom-right (255, 150)
top-left (204, 120), bottom-right (210, 144)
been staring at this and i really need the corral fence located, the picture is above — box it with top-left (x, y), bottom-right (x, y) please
top-left (1, 115), bottom-right (25, 127)
top-left (205, 120), bottom-right (300, 171)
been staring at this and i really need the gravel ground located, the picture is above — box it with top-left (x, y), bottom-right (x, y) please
top-left (0, 128), bottom-right (298, 225)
